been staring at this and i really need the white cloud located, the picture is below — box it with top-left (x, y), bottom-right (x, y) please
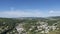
top-left (0, 10), bottom-right (43, 18)
top-left (0, 10), bottom-right (60, 18)
top-left (49, 10), bottom-right (60, 14)
top-left (49, 10), bottom-right (54, 13)
top-left (48, 10), bottom-right (60, 16)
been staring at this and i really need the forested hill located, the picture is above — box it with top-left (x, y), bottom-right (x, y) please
top-left (0, 16), bottom-right (60, 34)
top-left (0, 18), bottom-right (22, 34)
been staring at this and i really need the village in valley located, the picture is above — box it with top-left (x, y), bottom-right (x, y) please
top-left (16, 21), bottom-right (60, 34)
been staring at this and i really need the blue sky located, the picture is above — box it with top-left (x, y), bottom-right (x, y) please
top-left (0, 0), bottom-right (60, 18)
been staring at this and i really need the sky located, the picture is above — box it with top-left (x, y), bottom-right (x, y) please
top-left (0, 0), bottom-right (60, 18)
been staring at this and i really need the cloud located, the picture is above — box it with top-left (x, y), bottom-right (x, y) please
top-left (0, 10), bottom-right (60, 18)
top-left (49, 10), bottom-right (60, 14)
top-left (48, 10), bottom-right (60, 16)
top-left (49, 10), bottom-right (54, 13)
top-left (0, 10), bottom-right (43, 18)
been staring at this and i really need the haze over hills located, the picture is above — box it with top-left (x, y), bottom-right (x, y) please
top-left (0, 16), bottom-right (60, 34)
